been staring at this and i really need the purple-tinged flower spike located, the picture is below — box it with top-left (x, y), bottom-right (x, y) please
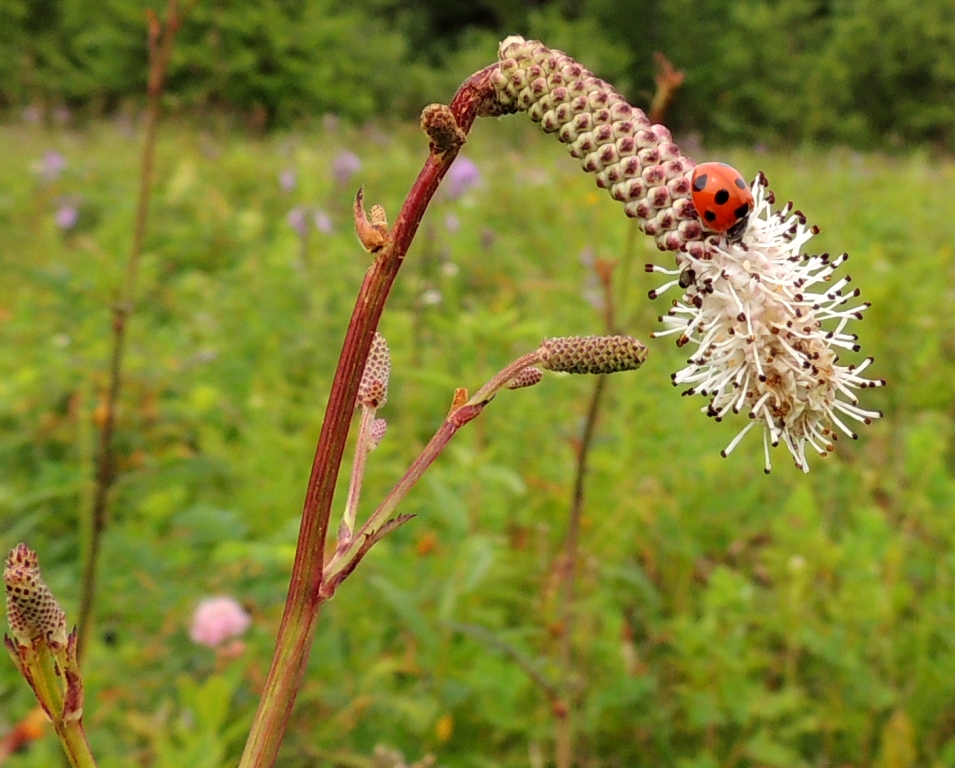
top-left (369, 418), bottom-right (388, 450)
top-left (539, 335), bottom-right (648, 376)
top-left (4, 544), bottom-right (94, 767)
top-left (506, 367), bottom-right (544, 390)
top-left (648, 174), bottom-right (885, 473)
top-left (357, 332), bottom-right (391, 409)
top-left (341, 334), bottom-right (392, 550)
top-left (4, 544), bottom-right (67, 651)
top-left (491, 36), bottom-right (704, 253)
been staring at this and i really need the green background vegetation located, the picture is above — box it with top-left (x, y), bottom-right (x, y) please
top-left (0, 114), bottom-right (950, 766)
top-left (3, 0), bottom-right (955, 149)
top-left (2, 3), bottom-right (955, 767)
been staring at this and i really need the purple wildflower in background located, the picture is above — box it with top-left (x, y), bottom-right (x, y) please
top-left (55, 203), bottom-right (79, 230)
top-left (444, 213), bottom-right (460, 234)
top-left (332, 150), bottom-right (362, 186)
top-left (39, 151), bottom-right (67, 182)
top-left (287, 206), bottom-right (310, 237)
top-left (444, 157), bottom-right (481, 200)
top-left (53, 106), bottom-right (71, 126)
top-left (314, 209), bottom-right (333, 234)
top-left (189, 596), bottom-right (251, 648)
top-left (279, 169), bottom-right (297, 192)
top-left (22, 106), bottom-right (42, 124)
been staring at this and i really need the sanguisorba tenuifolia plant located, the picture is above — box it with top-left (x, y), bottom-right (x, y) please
top-left (490, 35), bottom-right (884, 472)
top-left (4, 36), bottom-right (884, 768)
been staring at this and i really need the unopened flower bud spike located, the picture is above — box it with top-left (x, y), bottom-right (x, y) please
top-left (4, 545), bottom-right (97, 768)
top-left (340, 333), bottom-right (392, 550)
top-left (491, 36), bottom-right (704, 253)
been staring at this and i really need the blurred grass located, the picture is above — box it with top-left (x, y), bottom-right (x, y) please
top-left (0, 115), bottom-right (951, 768)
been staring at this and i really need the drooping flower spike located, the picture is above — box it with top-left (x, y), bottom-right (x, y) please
top-left (649, 174), bottom-right (884, 472)
top-left (491, 35), bottom-right (705, 253)
top-left (491, 36), bottom-right (884, 471)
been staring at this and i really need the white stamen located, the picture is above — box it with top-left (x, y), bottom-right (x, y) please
top-left (649, 176), bottom-right (883, 471)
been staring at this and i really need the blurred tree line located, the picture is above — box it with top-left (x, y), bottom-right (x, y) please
top-left (3, 0), bottom-right (955, 149)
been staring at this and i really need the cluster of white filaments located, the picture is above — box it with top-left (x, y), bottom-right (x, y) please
top-left (648, 173), bottom-right (885, 473)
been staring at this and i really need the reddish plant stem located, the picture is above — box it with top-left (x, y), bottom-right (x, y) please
top-left (554, 262), bottom-right (618, 768)
top-left (77, 0), bottom-right (180, 661)
top-left (239, 65), bottom-right (501, 768)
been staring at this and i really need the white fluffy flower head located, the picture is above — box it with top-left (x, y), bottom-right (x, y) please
top-left (649, 172), bottom-right (885, 473)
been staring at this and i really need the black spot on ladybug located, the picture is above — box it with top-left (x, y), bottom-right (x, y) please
top-left (733, 203), bottom-right (750, 219)
top-left (734, 177), bottom-right (747, 190)
top-left (714, 189), bottom-right (730, 205)
top-left (693, 174), bottom-right (709, 192)
top-left (704, 210), bottom-right (717, 222)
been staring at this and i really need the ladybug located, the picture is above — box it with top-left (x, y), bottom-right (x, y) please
top-left (690, 162), bottom-right (754, 241)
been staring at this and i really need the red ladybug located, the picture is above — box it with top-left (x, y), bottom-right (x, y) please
top-left (690, 162), bottom-right (754, 241)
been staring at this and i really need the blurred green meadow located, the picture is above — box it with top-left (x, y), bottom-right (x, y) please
top-left (0, 113), bottom-right (953, 768)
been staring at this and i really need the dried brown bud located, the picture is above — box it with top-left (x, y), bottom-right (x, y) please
top-left (357, 333), bottom-right (391, 409)
top-left (369, 204), bottom-right (388, 232)
top-left (4, 544), bottom-right (68, 650)
top-left (354, 187), bottom-right (387, 253)
top-left (538, 335), bottom-right (647, 375)
top-left (506, 367), bottom-right (544, 390)
top-left (421, 103), bottom-right (466, 155)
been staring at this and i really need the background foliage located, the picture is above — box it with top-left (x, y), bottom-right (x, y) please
top-left (3, 0), bottom-right (955, 148)
top-left (0, 102), bottom-right (951, 766)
